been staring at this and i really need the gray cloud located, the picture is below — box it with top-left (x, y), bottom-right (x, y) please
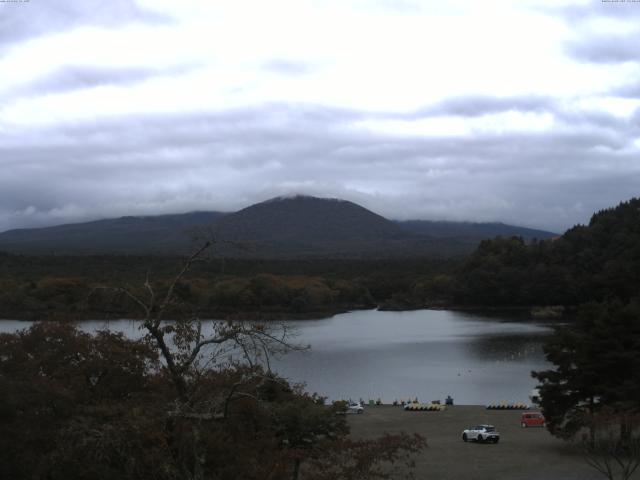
top-left (4, 63), bottom-right (197, 99)
top-left (402, 95), bottom-right (555, 118)
top-left (2, 2), bottom-right (638, 238)
top-left (566, 31), bottom-right (640, 64)
top-left (1, 101), bottom-right (639, 234)
top-left (613, 81), bottom-right (640, 98)
top-left (550, 2), bottom-right (640, 22)
top-left (539, 2), bottom-right (640, 65)
top-left (0, 0), bottom-right (170, 52)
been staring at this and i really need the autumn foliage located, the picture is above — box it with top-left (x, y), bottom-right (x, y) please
top-left (0, 322), bottom-right (425, 480)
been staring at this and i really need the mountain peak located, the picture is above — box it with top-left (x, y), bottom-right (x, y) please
top-left (221, 194), bottom-right (404, 246)
top-left (262, 194), bottom-right (348, 204)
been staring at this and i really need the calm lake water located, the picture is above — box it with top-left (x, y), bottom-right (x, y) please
top-left (1, 309), bottom-right (553, 405)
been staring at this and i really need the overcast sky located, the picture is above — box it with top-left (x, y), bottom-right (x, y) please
top-left (1, 0), bottom-right (639, 233)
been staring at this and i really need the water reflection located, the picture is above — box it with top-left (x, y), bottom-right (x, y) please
top-left (0, 309), bottom-right (553, 405)
top-left (467, 333), bottom-right (549, 362)
top-left (268, 309), bottom-right (552, 404)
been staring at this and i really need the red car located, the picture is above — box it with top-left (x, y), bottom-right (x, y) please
top-left (521, 412), bottom-right (545, 428)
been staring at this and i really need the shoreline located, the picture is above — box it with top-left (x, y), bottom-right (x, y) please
top-left (0, 303), bottom-right (574, 322)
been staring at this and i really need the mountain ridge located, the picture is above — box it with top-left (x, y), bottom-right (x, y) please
top-left (0, 196), bottom-right (557, 258)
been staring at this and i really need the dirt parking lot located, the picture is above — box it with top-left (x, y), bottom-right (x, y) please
top-left (348, 405), bottom-right (637, 480)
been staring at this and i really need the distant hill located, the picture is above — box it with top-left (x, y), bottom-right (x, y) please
top-left (396, 220), bottom-right (556, 241)
top-left (0, 211), bottom-right (227, 254)
top-left (0, 195), bottom-right (557, 258)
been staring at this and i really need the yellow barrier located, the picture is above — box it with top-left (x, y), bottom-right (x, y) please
top-left (485, 403), bottom-right (529, 410)
top-left (403, 403), bottom-right (445, 412)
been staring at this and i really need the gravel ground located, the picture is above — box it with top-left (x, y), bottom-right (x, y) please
top-left (347, 405), bottom-right (638, 480)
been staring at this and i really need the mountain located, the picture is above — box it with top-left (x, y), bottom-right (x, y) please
top-left (397, 220), bottom-right (556, 241)
top-left (0, 211), bottom-right (227, 254)
top-left (0, 195), bottom-right (557, 258)
top-left (217, 196), bottom-right (403, 242)
top-left (210, 196), bottom-right (414, 258)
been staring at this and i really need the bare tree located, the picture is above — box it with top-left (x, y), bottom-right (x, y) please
top-left (90, 241), bottom-right (426, 480)
top-left (110, 241), bottom-right (307, 480)
top-left (580, 409), bottom-right (640, 480)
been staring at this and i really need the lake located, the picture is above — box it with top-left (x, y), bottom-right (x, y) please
top-left (0, 309), bottom-right (554, 405)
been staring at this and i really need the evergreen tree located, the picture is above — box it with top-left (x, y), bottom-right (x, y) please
top-left (532, 301), bottom-right (640, 441)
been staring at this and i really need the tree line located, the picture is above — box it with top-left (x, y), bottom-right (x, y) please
top-left (0, 254), bottom-right (457, 320)
top-left (453, 198), bottom-right (640, 307)
top-left (525, 199), bottom-right (640, 479)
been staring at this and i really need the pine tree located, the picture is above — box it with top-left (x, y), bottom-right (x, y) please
top-left (532, 301), bottom-right (640, 442)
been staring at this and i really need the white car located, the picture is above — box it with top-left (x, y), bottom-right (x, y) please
top-left (462, 424), bottom-right (500, 443)
top-left (347, 402), bottom-right (364, 414)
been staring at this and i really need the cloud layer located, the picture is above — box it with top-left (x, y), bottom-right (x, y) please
top-left (1, 0), bottom-right (639, 234)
